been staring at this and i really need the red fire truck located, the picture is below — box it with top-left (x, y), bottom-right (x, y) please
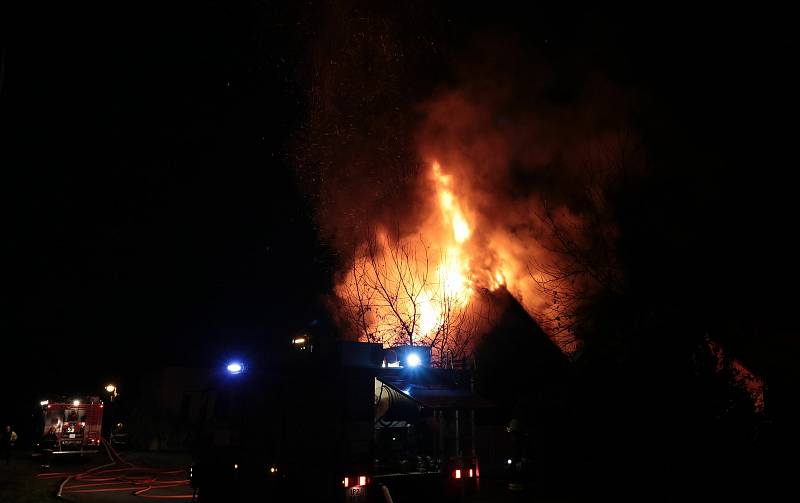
top-left (37, 396), bottom-right (104, 456)
top-left (190, 341), bottom-right (490, 502)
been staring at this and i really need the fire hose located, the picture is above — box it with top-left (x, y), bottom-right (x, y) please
top-left (381, 483), bottom-right (394, 503)
top-left (37, 438), bottom-right (196, 500)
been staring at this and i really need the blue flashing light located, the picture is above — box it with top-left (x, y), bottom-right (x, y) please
top-left (226, 362), bottom-right (244, 375)
top-left (406, 352), bottom-right (422, 368)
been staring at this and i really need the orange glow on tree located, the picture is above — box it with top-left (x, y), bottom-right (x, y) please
top-left (337, 162), bottom-right (501, 363)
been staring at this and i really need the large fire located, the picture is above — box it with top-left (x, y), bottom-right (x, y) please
top-left (337, 161), bottom-right (513, 362)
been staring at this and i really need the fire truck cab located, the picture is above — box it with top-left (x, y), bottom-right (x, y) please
top-left (36, 396), bottom-right (104, 456)
top-left (190, 341), bottom-right (490, 502)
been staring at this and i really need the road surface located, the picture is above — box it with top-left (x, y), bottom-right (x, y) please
top-left (0, 448), bottom-right (192, 503)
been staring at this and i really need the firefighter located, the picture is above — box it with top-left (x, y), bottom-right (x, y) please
top-left (1, 425), bottom-right (17, 464)
top-left (505, 418), bottom-right (530, 497)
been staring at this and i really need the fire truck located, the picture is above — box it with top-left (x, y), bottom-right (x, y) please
top-left (36, 396), bottom-right (104, 456)
top-left (190, 339), bottom-right (491, 502)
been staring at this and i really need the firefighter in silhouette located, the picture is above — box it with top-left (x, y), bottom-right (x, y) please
top-left (506, 418), bottom-right (530, 496)
top-left (1, 425), bottom-right (17, 464)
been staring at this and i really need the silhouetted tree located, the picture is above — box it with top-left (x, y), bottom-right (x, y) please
top-left (338, 230), bottom-right (484, 364)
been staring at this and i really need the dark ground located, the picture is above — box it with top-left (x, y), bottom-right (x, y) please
top-left (0, 449), bottom-right (192, 503)
top-left (1, 448), bottom-right (556, 503)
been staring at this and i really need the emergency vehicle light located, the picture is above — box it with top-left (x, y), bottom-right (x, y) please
top-left (394, 345), bottom-right (430, 368)
top-left (73, 400), bottom-right (80, 406)
top-left (454, 469), bottom-right (462, 479)
top-left (359, 476), bottom-right (367, 486)
top-left (343, 477), bottom-right (349, 488)
top-left (226, 362), bottom-right (244, 375)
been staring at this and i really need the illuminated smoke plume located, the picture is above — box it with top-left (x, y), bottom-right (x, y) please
top-left (408, 80), bottom-right (633, 353)
top-left (295, 6), bottom-right (635, 357)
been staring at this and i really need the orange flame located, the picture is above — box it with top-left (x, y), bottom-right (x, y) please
top-left (339, 161), bottom-right (505, 355)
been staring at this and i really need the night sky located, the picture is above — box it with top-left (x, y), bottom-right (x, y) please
top-left (2, 2), bottom-right (326, 398)
top-left (3, 2), bottom-right (797, 417)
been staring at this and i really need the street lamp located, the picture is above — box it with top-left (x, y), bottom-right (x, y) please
top-left (105, 384), bottom-right (118, 402)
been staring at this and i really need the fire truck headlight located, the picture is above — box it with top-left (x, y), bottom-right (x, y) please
top-left (406, 352), bottom-right (422, 367)
top-left (226, 362), bottom-right (244, 375)
top-left (73, 400), bottom-right (80, 406)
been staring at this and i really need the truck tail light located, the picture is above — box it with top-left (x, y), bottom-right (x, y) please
top-left (453, 467), bottom-right (478, 479)
top-left (344, 475), bottom-right (368, 488)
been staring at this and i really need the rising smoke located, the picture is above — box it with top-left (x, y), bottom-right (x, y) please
top-left (295, 3), bottom-right (640, 352)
